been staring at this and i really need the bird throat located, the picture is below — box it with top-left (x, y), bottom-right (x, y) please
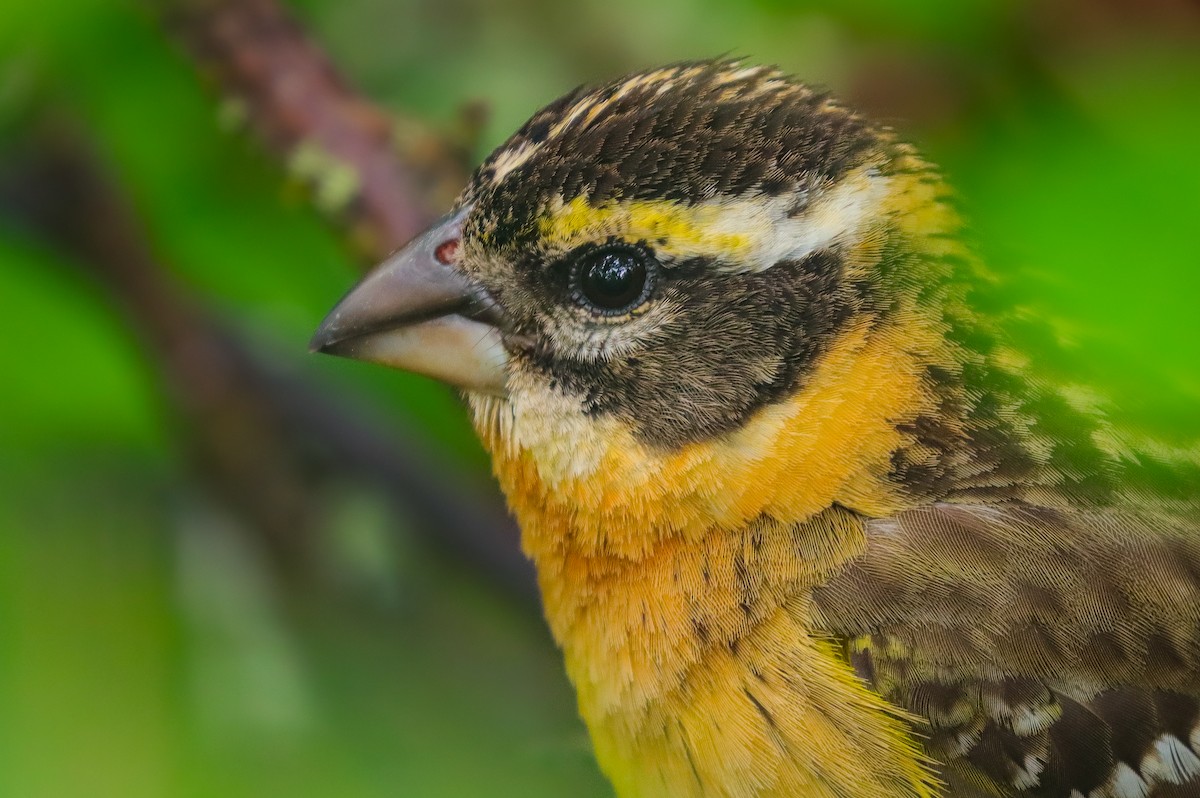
top-left (467, 309), bottom-right (952, 797)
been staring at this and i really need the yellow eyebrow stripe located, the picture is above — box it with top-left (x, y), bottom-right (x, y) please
top-left (537, 164), bottom-right (893, 272)
top-left (540, 196), bottom-right (754, 260)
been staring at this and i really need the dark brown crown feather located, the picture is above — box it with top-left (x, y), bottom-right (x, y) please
top-left (463, 60), bottom-right (880, 250)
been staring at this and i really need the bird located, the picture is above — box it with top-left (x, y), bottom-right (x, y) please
top-left (311, 60), bottom-right (1200, 798)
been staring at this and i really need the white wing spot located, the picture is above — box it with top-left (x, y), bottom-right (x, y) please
top-left (1104, 763), bottom-right (1150, 798)
top-left (1143, 734), bottom-right (1200, 785)
top-left (1012, 754), bottom-right (1045, 790)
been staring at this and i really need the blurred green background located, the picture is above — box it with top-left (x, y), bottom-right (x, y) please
top-left (0, 1), bottom-right (1198, 796)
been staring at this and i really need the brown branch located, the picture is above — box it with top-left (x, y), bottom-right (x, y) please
top-left (0, 120), bottom-right (319, 575)
top-left (140, 0), bottom-right (537, 599)
top-left (161, 0), bottom-right (471, 261)
top-left (0, 119), bottom-right (535, 605)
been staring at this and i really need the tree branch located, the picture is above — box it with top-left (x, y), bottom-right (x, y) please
top-left (0, 119), bottom-right (535, 605)
top-left (161, 0), bottom-right (471, 261)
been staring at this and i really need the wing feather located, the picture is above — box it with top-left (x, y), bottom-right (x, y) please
top-left (812, 502), bottom-right (1200, 796)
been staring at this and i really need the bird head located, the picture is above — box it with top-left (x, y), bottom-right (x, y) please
top-left (313, 61), bottom-right (977, 552)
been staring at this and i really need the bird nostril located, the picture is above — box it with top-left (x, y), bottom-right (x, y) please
top-left (434, 238), bottom-right (460, 265)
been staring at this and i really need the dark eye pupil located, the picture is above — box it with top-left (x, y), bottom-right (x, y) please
top-left (581, 250), bottom-right (647, 310)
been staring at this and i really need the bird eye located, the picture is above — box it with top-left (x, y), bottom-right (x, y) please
top-left (569, 244), bottom-right (656, 316)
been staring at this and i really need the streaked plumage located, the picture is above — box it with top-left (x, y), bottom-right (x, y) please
top-left (313, 60), bottom-right (1200, 797)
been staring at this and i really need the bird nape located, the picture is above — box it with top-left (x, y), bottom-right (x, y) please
top-left (312, 60), bottom-right (1200, 798)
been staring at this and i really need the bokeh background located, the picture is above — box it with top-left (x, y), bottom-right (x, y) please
top-left (1, 1), bottom-right (1198, 796)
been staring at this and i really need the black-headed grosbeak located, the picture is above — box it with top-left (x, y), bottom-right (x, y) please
top-left (312, 61), bottom-right (1200, 798)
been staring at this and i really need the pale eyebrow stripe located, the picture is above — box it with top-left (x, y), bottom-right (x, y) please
top-left (537, 166), bottom-right (889, 272)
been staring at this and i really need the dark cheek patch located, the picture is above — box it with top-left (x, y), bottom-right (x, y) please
top-left (528, 252), bottom-right (866, 449)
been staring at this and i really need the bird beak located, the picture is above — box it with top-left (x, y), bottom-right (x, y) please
top-left (309, 205), bottom-right (509, 395)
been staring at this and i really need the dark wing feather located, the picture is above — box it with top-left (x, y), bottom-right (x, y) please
top-left (812, 502), bottom-right (1200, 797)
